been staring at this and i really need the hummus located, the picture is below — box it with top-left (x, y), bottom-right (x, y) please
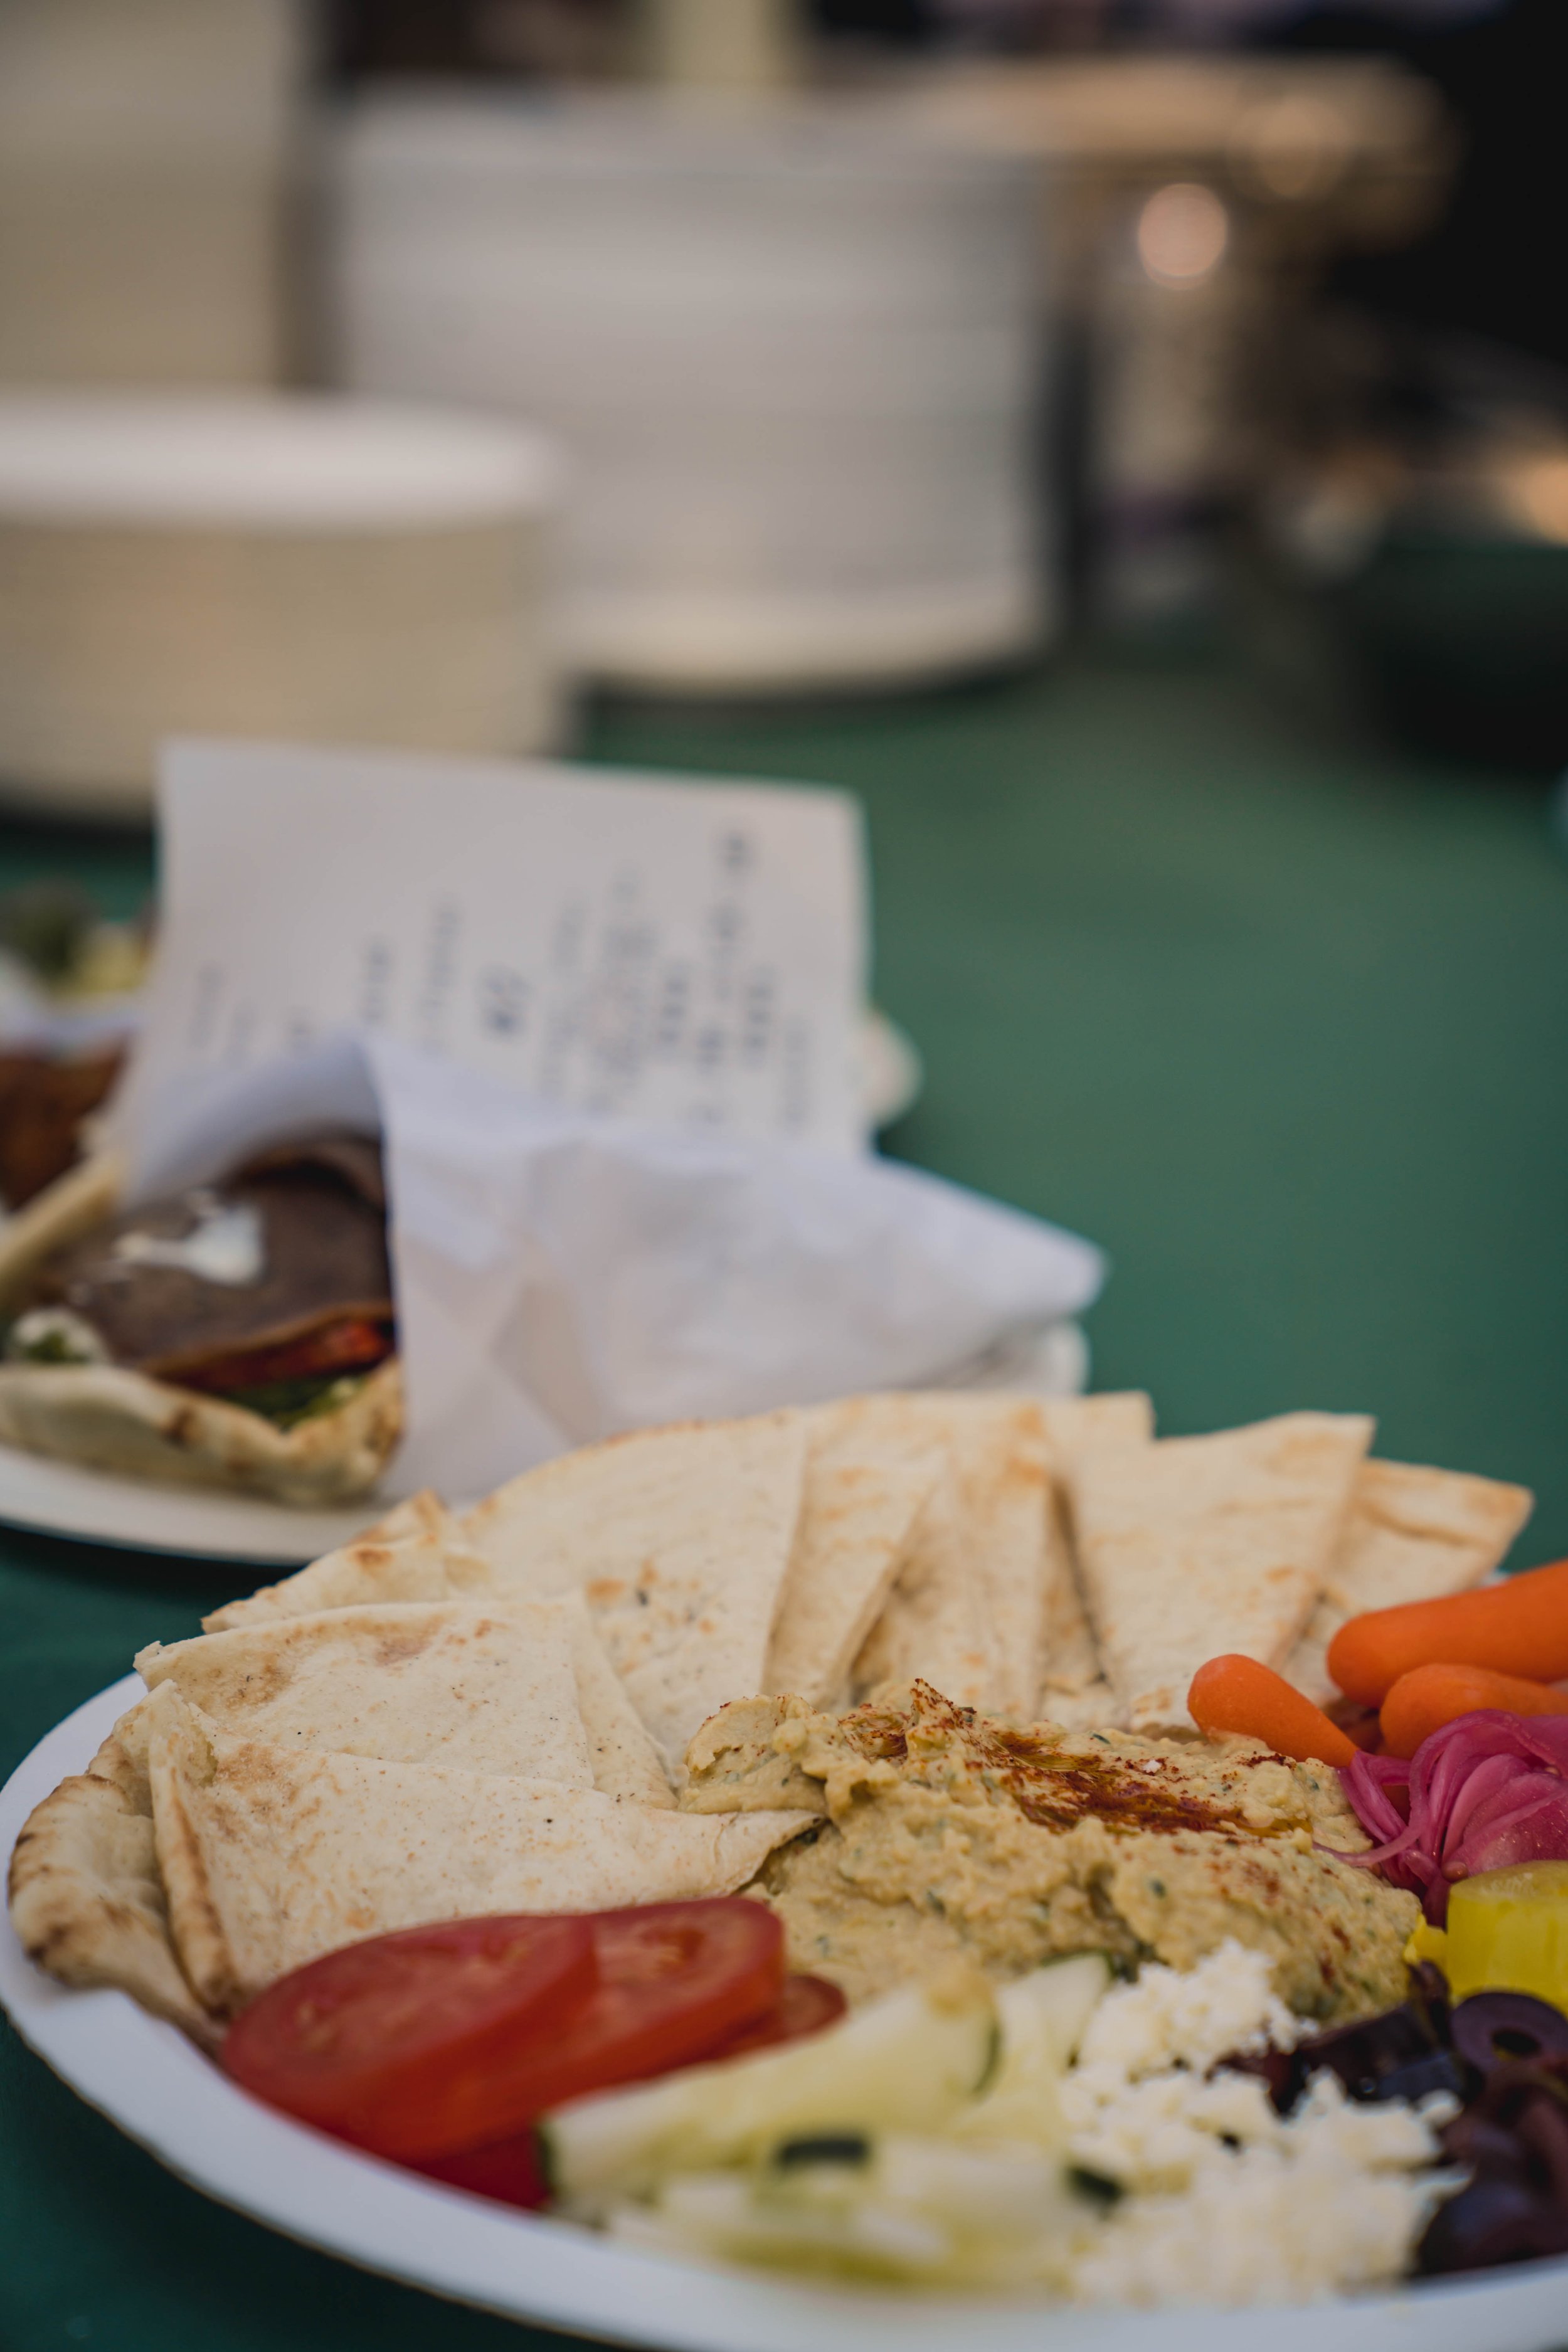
top-left (683, 1682), bottom-right (1417, 2023)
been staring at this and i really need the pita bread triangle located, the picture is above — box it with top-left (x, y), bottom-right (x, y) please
top-left (1068, 1410), bottom-right (1374, 1731)
top-left (145, 1685), bottom-right (808, 2015)
top-left (166, 1596), bottom-right (672, 1807)
top-left (204, 1505), bottom-right (502, 1634)
top-left (847, 1394), bottom-right (1052, 1715)
top-left (1284, 1458), bottom-right (1533, 1707)
top-left (764, 1397), bottom-right (939, 1708)
top-left (1036, 1392), bottom-right (1155, 1723)
top-left (460, 1410), bottom-right (808, 1771)
top-left (6, 1700), bottom-right (209, 2040)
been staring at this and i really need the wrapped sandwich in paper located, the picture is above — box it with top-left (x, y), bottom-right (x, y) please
top-left (0, 743), bottom-right (1104, 1505)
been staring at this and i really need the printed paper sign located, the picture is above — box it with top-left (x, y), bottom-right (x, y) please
top-left (123, 739), bottom-right (869, 1153)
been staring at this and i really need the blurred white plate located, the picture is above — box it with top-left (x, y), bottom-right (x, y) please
top-left (0, 1448), bottom-right (403, 1564)
top-left (4, 1682), bottom-right (1567, 2352)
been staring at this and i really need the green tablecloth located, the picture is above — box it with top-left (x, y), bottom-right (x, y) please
top-left (4, 643), bottom-right (1566, 2350)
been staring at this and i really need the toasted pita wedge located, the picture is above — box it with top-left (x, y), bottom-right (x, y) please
top-left (203, 1511), bottom-right (499, 1634)
top-left (146, 1687), bottom-right (807, 2014)
top-left (1070, 1411), bottom-right (1374, 1732)
top-left (462, 1412), bottom-right (808, 1771)
top-left (1037, 1392), bottom-right (1155, 1466)
top-left (1036, 1392), bottom-right (1155, 1725)
top-left (144, 1596), bottom-right (671, 1807)
top-left (1284, 1459), bottom-right (1533, 1707)
top-left (765, 1399), bottom-right (940, 1708)
top-left (139, 1601), bottom-right (596, 1782)
top-left (354, 1489), bottom-right (452, 1546)
top-left (6, 1698), bottom-right (209, 2039)
top-left (849, 1395), bottom-right (1052, 1716)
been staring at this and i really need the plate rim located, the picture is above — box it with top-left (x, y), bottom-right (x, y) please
top-left (6, 1680), bottom-right (1568, 2352)
top-left (0, 1446), bottom-right (410, 1566)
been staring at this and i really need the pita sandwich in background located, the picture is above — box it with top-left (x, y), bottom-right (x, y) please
top-left (0, 1356), bottom-right (403, 1509)
top-left (145, 1686), bottom-right (808, 2015)
top-left (1283, 1458), bottom-right (1533, 1707)
top-left (763, 1397), bottom-right (939, 1709)
top-left (1069, 1410), bottom-right (1374, 1732)
top-left (460, 1411), bottom-right (809, 1772)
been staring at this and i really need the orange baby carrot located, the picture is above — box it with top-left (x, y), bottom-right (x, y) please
top-left (1327, 1557), bottom-right (1568, 1707)
top-left (1188, 1655), bottom-right (1357, 1767)
top-left (1379, 1662), bottom-right (1568, 1760)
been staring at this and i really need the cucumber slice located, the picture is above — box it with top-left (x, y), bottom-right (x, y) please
top-left (611, 2138), bottom-right (1078, 2289)
top-left (545, 1976), bottom-right (997, 2209)
top-left (954, 1952), bottom-right (1112, 2152)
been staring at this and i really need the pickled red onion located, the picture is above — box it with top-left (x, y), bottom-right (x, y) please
top-left (1327, 1710), bottom-right (1568, 1925)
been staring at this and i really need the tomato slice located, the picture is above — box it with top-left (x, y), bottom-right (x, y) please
top-left (413, 1966), bottom-right (844, 2213)
top-left (417, 2131), bottom-right (551, 2211)
top-left (460, 1900), bottom-right (785, 2139)
top-left (184, 1316), bottom-right (395, 1397)
top-left (703, 1971), bottom-right (847, 2060)
top-left (223, 1914), bottom-right (595, 2161)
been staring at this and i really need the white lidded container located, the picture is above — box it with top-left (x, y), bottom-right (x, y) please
top-left (0, 396), bottom-right (568, 819)
top-left (327, 96), bottom-right (1053, 695)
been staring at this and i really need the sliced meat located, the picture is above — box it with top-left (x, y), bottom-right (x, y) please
top-left (13, 1132), bottom-right (393, 1380)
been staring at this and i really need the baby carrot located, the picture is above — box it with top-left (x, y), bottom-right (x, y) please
top-left (1188, 1655), bottom-right (1357, 1767)
top-left (1327, 1557), bottom-right (1568, 1707)
top-left (1379, 1662), bottom-right (1568, 1760)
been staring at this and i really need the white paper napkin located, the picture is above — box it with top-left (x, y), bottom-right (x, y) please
top-left (122, 1034), bottom-right (1105, 1497)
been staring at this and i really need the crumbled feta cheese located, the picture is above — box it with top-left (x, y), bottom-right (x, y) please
top-left (1068, 1939), bottom-right (1297, 2099)
top-left (1061, 1945), bottom-right (1453, 2304)
top-left (1069, 2074), bottom-right (1454, 2306)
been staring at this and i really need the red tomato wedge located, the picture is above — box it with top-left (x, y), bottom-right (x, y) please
top-left (705, 1971), bottom-right (847, 2060)
top-left (185, 1315), bottom-right (395, 1397)
top-left (413, 1967), bottom-right (847, 2212)
top-left (226, 1899), bottom-right (784, 2168)
top-left (458, 1900), bottom-right (785, 2142)
top-left (223, 1914), bottom-right (595, 2161)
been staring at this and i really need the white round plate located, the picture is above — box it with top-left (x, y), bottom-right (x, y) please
top-left (4, 1685), bottom-right (1568, 2352)
top-left (0, 1449), bottom-right (407, 1565)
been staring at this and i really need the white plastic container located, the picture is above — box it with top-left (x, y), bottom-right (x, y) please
top-left (0, 397), bottom-right (567, 819)
top-left (327, 96), bottom-right (1053, 694)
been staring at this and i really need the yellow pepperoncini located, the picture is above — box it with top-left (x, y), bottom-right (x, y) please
top-left (1422, 1861), bottom-right (1568, 2005)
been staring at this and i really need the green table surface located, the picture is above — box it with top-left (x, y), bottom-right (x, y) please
top-left (3, 640), bottom-right (1566, 2351)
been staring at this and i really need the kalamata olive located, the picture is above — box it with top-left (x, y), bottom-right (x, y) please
top-left (1473, 2058), bottom-right (1568, 2114)
top-left (1419, 2175), bottom-right (1568, 2274)
top-left (1290, 2003), bottom-right (1439, 2100)
top-left (1451, 1993), bottom-right (1568, 2075)
top-left (1221, 2046), bottom-right (1303, 2114)
top-left (1370, 2048), bottom-right (1470, 2106)
top-left (1407, 1960), bottom-right (1453, 2043)
top-left (1440, 2107), bottom-right (1537, 2185)
top-left (1515, 2087), bottom-right (1568, 2205)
